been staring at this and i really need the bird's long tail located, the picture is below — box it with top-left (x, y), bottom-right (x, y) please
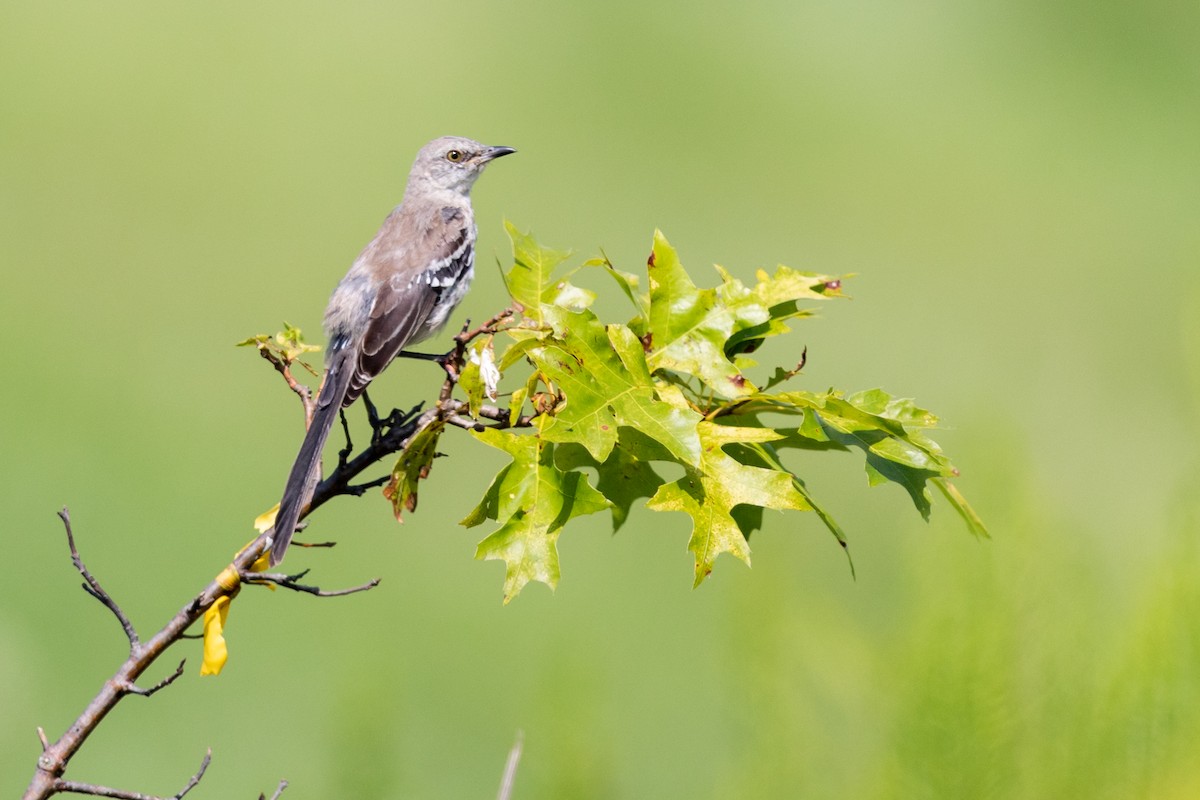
top-left (270, 339), bottom-right (354, 566)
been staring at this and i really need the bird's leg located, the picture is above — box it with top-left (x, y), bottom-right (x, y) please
top-left (399, 348), bottom-right (459, 383)
top-left (397, 349), bottom-right (449, 364)
top-left (361, 389), bottom-right (386, 446)
top-left (362, 389), bottom-right (380, 428)
top-left (401, 319), bottom-right (467, 372)
top-left (392, 401), bottom-right (425, 428)
top-left (337, 409), bottom-right (354, 468)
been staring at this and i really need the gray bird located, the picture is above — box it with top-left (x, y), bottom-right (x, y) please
top-left (270, 136), bottom-right (515, 566)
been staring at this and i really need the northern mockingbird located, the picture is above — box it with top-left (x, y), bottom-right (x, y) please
top-left (270, 135), bottom-right (515, 565)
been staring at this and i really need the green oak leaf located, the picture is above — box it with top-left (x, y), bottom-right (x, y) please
top-left (464, 227), bottom-right (986, 596)
top-left (503, 222), bottom-right (593, 323)
top-left (727, 438), bottom-right (856, 577)
top-left (528, 305), bottom-right (702, 466)
top-left (737, 388), bottom-right (987, 536)
top-left (642, 231), bottom-right (845, 399)
top-left (588, 254), bottom-right (650, 318)
top-left (555, 433), bottom-right (667, 532)
top-left (646, 422), bottom-right (812, 587)
top-left (236, 323), bottom-right (322, 376)
top-left (462, 428), bottom-right (611, 603)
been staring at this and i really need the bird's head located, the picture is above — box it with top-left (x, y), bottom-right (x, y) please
top-left (408, 135), bottom-right (516, 197)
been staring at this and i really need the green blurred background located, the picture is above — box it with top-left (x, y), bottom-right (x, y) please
top-left (3, 1), bottom-right (1197, 796)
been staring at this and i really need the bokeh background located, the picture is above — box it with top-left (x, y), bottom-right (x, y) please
top-left (3, 1), bottom-right (1198, 797)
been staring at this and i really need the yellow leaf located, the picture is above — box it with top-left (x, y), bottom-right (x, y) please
top-left (254, 504), bottom-right (279, 533)
top-left (239, 523), bottom-right (274, 585)
top-left (200, 596), bottom-right (231, 676)
top-left (248, 549), bottom-right (271, 574)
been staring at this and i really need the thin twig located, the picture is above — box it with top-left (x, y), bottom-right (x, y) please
top-left (341, 475), bottom-right (391, 497)
top-left (447, 414), bottom-right (485, 431)
top-left (241, 570), bottom-right (381, 597)
top-left (172, 749), bottom-right (211, 799)
top-left (496, 730), bottom-right (524, 800)
top-left (437, 307), bottom-right (520, 403)
top-left (475, 403), bottom-right (536, 428)
top-left (53, 748), bottom-right (210, 800)
top-left (258, 780), bottom-right (288, 800)
top-left (457, 306), bottom-right (519, 347)
top-left (293, 540), bottom-right (337, 549)
top-left (257, 349), bottom-right (315, 426)
top-left (122, 660), bottom-right (186, 698)
top-left (59, 508), bottom-right (139, 648)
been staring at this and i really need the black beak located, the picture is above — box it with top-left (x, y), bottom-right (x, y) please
top-left (484, 145), bottom-right (517, 161)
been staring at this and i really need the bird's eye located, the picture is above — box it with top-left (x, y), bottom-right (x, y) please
top-left (446, 150), bottom-right (464, 162)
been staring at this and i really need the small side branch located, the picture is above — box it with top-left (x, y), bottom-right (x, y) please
top-left (122, 660), bottom-right (186, 698)
top-left (53, 748), bottom-right (210, 799)
top-left (255, 348), bottom-right (316, 427)
top-left (496, 731), bottom-right (524, 800)
top-left (341, 475), bottom-right (391, 497)
top-left (457, 306), bottom-right (520, 348)
top-left (438, 306), bottom-right (520, 403)
top-left (59, 508), bottom-right (138, 649)
top-left (241, 569), bottom-right (381, 598)
top-left (258, 781), bottom-right (289, 800)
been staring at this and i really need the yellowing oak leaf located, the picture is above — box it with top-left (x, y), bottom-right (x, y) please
top-left (642, 231), bottom-right (844, 399)
top-left (503, 223), bottom-right (594, 323)
top-left (383, 418), bottom-right (445, 521)
top-left (462, 428), bottom-right (610, 603)
top-left (647, 422), bottom-right (812, 587)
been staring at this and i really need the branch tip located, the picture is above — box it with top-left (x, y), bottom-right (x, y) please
top-left (496, 730), bottom-right (524, 800)
top-left (240, 569), bottom-right (381, 597)
top-left (57, 506), bottom-right (139, 648)
top-left (124, 660), bottom-right (186, 698)
top-left (48, 748), bottom-right (210, 800)
top-left (259, 780), bottom-right (289, 800)
top-left (174, 749), bottom-right (211, 799)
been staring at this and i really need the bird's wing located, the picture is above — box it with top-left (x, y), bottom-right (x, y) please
top-left (345, 216), bottom-right (474, 405)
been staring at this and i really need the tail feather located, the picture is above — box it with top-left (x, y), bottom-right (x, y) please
top-left (270, 343), bottom-right (355, 566)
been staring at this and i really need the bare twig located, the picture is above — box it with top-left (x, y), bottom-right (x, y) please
top-left (256, 348), bottom-right (316, 427)
top-left (258, 781), bottom-right (288, 800)
top-left (59, 509), bottom-right (139, 648)
top-left (241, 569), bottom-right (381, 598)
top-left (293, 540), bottom-right (337, 549)
top-left (26, 517), bottom-right (266, 800)
top-left (122, 660), bottom-right (186, 698)
top-left (457, 306), bottom-right (519, 347)
top-left (171, 749), bottom-right (211, 799)
top-left (52, 748), bottom-right (210, 799)
top-left (475, 403), bottom-right (536, 428)
top-left (341, 475), bottom-right (391, 497)
top-left (496, 730), bottom-right (524, 800)
top-left (437, 306), bottom-right (520, 403)
top-left (447, 414), bottom-right (485, 432)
